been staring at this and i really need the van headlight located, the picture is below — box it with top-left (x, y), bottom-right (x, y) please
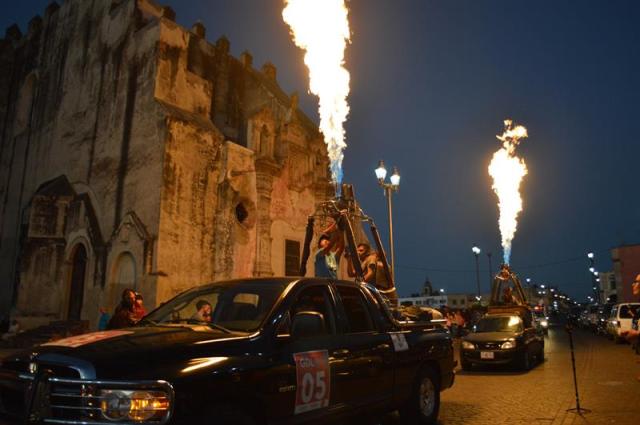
top-left (500, 341), bottom-right (516, 350)
top-left (101, 389), bottom-right (170, 422)
top-left (461, 341), bottom-right (475, 350)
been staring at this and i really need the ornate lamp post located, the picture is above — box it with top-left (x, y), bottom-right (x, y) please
top-left (472, 245), bottom-right (481, 297)
top-left (375, 160), bottom-right (400, 283)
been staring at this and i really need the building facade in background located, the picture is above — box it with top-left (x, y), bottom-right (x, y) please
top-left (598, 271), bottom-right (618, 303)
top-left (0, 0), bottom-right (332, 329)
top-left (611, 244), bottom-right (640, 303)
top-left (398, 293), bottom-right (482, 309)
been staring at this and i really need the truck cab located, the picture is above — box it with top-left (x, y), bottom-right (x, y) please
top-left (0, 278), bottom-right (455, 424)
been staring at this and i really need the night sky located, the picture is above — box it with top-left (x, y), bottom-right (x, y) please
top-left (2, 0), bottom-right (639, 301)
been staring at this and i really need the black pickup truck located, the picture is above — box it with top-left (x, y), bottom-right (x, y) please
top-left (0, 278), bottom-right (455, 424)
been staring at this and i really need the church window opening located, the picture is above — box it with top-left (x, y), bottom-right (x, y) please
top-left (285, 240), bottom-right (301, 276)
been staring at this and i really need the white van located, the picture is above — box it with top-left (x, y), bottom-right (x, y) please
top-left (607, 303), bottom-right (640, 343)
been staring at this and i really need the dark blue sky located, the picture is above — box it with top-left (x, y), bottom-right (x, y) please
top-left (3, 0), bottom-right (639, 300)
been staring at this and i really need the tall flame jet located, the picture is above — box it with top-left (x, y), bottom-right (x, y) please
top-left (282, 0), bottom-right (351, 187)
top-left (488, 120), bottom-right (529, 265)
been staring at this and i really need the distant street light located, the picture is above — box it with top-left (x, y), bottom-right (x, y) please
top-left (375, 160), bottom-right (400, 283)
top-left (472, 245), bottom-right (481, 297)
top-left (587, 251), bottom-right (599, 303)
top-left (487, 252), bottom-right (493, 289)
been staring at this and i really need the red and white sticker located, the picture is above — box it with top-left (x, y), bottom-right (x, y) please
top-left (41, 330), bottom-right (133, 348)
top-left (293, 350), bottom-right (330, 414)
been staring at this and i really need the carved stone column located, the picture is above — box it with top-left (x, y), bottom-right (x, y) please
top-left (254, 158), bottom-right (280, 276)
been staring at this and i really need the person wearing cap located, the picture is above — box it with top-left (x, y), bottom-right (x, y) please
top-left (314, 220), bottom-right (344, 279)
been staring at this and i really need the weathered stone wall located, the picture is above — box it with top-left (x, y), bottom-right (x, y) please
top-left (0, 0), bottom-right (333, 328)
top-left (151, 15), bottom-right (331, 302)
top-left (0, 0), bottom-right (170, 326)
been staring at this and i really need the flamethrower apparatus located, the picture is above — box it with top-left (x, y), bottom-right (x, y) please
top-left (299, 183), bottom-right (398, 304)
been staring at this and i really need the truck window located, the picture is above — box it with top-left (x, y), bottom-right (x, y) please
top-left (336, 286), bottom-right (375, 333)
top-left (362, 285), bottom-right (395, 331)
top-left (287, 285), bottom-right (337, 335)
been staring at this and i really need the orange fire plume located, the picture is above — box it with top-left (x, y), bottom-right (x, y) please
top-left (488, 119), bottom-right (529, 264)
top-left (282, 0), bottom-right (351, 186)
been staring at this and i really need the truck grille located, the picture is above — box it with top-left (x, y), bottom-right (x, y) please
top-left (478, 342), bottom-right (501, 349)
top-left (28, 376), bottom-right (174, 424)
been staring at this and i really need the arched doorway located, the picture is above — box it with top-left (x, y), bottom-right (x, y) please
top-left (67, 244), bottom-right (87, 320)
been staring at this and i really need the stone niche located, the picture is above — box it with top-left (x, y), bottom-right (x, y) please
top-left (105, 211), bottom-right (155, 310)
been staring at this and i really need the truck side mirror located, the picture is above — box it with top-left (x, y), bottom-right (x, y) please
top-left (291, 311), bottom-right (326, 339)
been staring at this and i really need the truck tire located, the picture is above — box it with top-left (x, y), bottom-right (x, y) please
top-left (399, 366), bottom-right (440, 425)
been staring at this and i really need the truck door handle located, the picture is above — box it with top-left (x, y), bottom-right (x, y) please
top-left (332, 349), bottom-right (350, 358)
top-left (376, 343), bottom-right (390, 350)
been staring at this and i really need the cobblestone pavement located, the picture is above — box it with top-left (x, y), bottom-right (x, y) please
top-left (432, 324), bottom-right (640, 425)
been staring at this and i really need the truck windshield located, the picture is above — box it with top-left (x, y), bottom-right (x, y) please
top-left (475, 316), bottom-right (523, 333)
top-left (143, 281), bottom-right (286, 333)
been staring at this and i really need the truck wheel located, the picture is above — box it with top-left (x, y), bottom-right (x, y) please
top-left (399, 367), bottom-right (440, 424)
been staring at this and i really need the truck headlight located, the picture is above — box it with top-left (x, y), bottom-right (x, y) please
top-left (461, 341), bottom-right (475, 350)
top-left (500, 341), bottom-right (515, 350)
top-left (540, 320), bottom-right (548, 328)
top-left (101, 389), bottom-right (170, 422)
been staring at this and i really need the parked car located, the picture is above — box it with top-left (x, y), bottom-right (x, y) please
top-left (607, 303), bottom-right (640, 343)
top-left (0, 278), bottom-right (455, 425)
top-left (532, 310), bottom-right (549, 335)
top-left (460, 307), bottom-right (545, 371)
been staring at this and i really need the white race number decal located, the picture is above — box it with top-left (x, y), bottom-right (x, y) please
top-left (293, 350), bottom-right (330, 414)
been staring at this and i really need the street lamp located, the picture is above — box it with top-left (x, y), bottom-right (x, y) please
top-left (587, 251), bottom-right (599, 303)
top-left (472, 245), bottom-right (481, 297)
top-left (375, 160), bottom-right (400, 283)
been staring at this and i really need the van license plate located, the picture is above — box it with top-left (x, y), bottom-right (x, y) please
top-left (480, 351), bottom-right (494, 359)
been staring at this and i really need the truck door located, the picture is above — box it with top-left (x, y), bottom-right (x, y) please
top-left (265, 283), bottom-right (350, 423)
top-left (333, 284), bottom-right (395, 410)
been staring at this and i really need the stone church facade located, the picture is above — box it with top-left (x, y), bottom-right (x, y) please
top-left (0, 0), bottom-right (332, 329)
